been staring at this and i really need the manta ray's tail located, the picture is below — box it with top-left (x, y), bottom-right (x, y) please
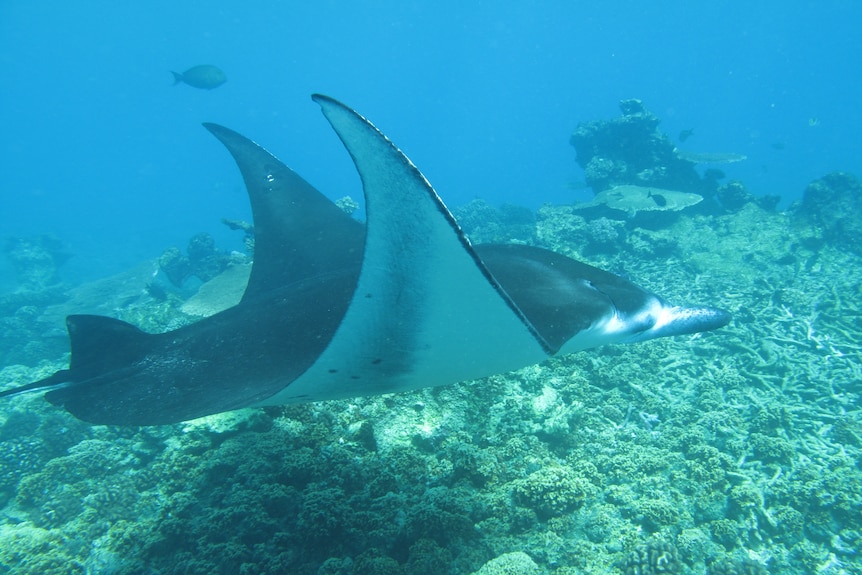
top-left (0, 314), bottom-right (154, 401)
top-left (0, 369), bottom-right (71, 398)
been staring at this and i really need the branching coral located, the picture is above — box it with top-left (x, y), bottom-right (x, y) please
top-left (620, 539), bottom-right (681, 575)
top-left (513, 465), bottom-right (598, 520)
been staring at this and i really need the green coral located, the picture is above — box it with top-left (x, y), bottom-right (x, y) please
top-left (443, 436), bottom-right (500, 487)
top-left (513, 465), bottom-right (598, 519)
top-left (684, 445), bottom-right (735, 487)
top-left (354, 548), bottom-right (404, 575)
top-left (471, 552), bottom-right (540, 575)
top-left (620, 539), bottom-right (681, 575)
top-left (0, 524), bottom-right (84, 575)
top-left (637, 498), bottom-right (684, 532)
top-left (405, 538), bottom-right (453, 575)
top-left (746, 432), bottom-right (795, 464)
top-left (709, 519), bottom-right (740, 549)
top-left (707, 556), bottom-right (768, 575)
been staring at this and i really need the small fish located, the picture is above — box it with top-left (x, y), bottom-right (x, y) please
top-left (678, 128), bottom-right (694, 142)
top-left (808, 117), bottom-right (820, 127)
top-left (171, 65), bottom-right (227, 90)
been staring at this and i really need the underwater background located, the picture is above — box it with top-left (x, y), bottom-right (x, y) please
top-left (1, 1), bottom-right (861, 574)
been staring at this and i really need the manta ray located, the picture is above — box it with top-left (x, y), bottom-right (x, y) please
top-left (1, 95), bottom-right (730, 425)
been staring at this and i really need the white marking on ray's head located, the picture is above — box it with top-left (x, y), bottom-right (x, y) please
top-left (620, 302), bottom-right (731, 343)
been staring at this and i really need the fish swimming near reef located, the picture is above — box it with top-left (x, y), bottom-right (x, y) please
top-left (675, 150), bottom-right (747, 164)
top-left (171, 65), bottom-right (227, 90)
top-left (0, 95), bottom-right (731, 425)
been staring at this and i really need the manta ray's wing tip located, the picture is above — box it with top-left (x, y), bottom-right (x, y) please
top-left (312, 94), bottom-right (354, 116)
top-left (311, 93), bottom-right (333, 104)
top-left (201, 122), bottom-right (235, 140)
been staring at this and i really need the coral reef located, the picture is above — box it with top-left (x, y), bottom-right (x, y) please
top-left (715, 181), bottom-right (754, 213)
top-left (1, 184), bottom-right (861, 574)
top-left (715, 181), bottom-right (779, 213)
top-left (570, 99), bottom-right (709, 197)
top-left (707, 557), bottom-right (769, 575)
top-left (798, 171), bottom-right (862, 255)
top-left (514, 465), bottom-right (598, 520)
top-left (159, 232), bottom-right (240, 287)
top-left (452, 199), bottom-right (537, 245)
top-left (221, 217), bottom-right (255, 255)
top-left (620, 539), bottom-right (681, 575)
top-left (3, 235), bottom-right (70, 291)
top-left (570, 99), bottom-right (768, 215)
top-left (471, 551), bottom-right (540, 575)
top-left (180, 263), bottom-right (251, 317)
top-left (335, 195), bottom-right (361, 216)
top-left (573, 185), bottom-right (704, 227)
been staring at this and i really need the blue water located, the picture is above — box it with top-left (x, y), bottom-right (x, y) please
top-left (1, 1), bottom-right (860, 285)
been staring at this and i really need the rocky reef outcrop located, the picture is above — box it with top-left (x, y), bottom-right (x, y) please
top-left (159, 232), bottom-right (236, 287)
top-left (798, 171), bottom-right (862, 255)
top-left (571, 99), bottom-right (777, 214)
top-left (570, 99), bottom-right (708, 197)
top-left (3, 235), bottom-right (70, 291)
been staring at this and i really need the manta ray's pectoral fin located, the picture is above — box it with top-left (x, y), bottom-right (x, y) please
top-left (202, 123), bottom-right (365, 300)
top-left (474, 243), bottom-right (731, 353)
top-left (260, 95), bottom-right (731, 405)
top-left (259, 96), bottom-right (551, 404)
